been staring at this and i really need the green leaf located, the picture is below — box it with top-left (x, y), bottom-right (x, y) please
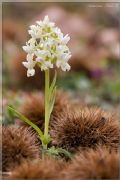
top-left (48, 71), bottom-right (57, 119)
top-left (7, 106), bottom-right (15, 122)
top-left (46, 147), bottom-right (72, 160)
top-left (47, 146), bottom-right (59, 156)
top-left (49, 86), bottom-right (56, 118)
top-left (57, 148), bottom-right (73, 159)
top-left (49, 71), bottom-right (57, 101)
top-left (8, 106), bottom-right (43, 138)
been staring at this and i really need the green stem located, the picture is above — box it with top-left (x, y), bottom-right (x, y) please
top-left (44, 69), bottom-right (50, 148)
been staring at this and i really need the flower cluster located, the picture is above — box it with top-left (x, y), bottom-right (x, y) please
top-left (22, 16), bottom-right (71, 77)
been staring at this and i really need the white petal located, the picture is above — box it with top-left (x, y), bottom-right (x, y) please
top-left (44, 15), bottom-right (49, 23)
top-left (22, 61), bottom-right (29, 68)
top-left (27, 69), bottom-right (35, 77)
top-left (64, 54), bottom-right (72, 61)
top-left (27, 53), bottom-right (34, 61)
top-left (30, 25), bottom-right (36, 30)
top-left (28, 38), bottom-right (36, 44)
top-left (66, 63), bottom-right (71, 71)
top-left (22, 46), bottom-right (28, 52)
top-left (22, 60), bottom-right (36, 69)
top-left (63, 34), bottom-right (70, 44)
top-left (36, 57), bottom-right (41, 62)
top-left (22, 45), bottom-right (34, 54)
top-left (41, 64), bottom-right (47, 71)
top-left (46, 61), bottom-right (53, 68)
top-left (61, 63), bottom-right (71, 71)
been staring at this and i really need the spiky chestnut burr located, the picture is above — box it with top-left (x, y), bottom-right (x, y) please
top-left (62, 147), bottom-right (119, 180)
top-left (51, 107), bottom-right (120, 152)
top-left (19, 91), bottom-right (72, 130)
top-left (19, 92), bottom-right (45, 130)
top-left (8, 157), bottom-right (66, 180)
top-left (2, 126), bottom-right (40, 171)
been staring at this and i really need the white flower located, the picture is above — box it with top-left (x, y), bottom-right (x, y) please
top-left (26, 53), bottom-right (34, 61)
top-left (62, 34), bottom-right (70, 44)
top-left (22, 15), bottom-right (71, 77)
top-left (41, 61), bottom-right (53, 71)
top-left (22, 39), bottom-right (35, 54)
top-left (28, 25), bottom-right (42, 39)
top-left (56, 59), bottom-right (71, 71)
top-left (36, 16), bottom-right (55, 28)
top-left (55, 27), bottom-right (70, 44)
top-left (22, 60), bottom-right (36, 77)
top-left (27, 69), bottom-right (35, 77)
top-left (62, 63), bottom-right (71, 71)
top-left (64, 53), bottom-right (72, 61)
top-left (35, 49), bottom-right (51, 61)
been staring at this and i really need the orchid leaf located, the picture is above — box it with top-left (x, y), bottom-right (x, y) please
top-left (48, 86), bottom-right (56, 119)
top-left (8, 106), bottom-right (43, 138)
top-left (47, 146), bottom-right (59, 156)
top-left (57, 148), bottom-right (72, 159)
top-left (48, 71), bottom-right (57, 119)
top-left (46, 146), bottom-right (72, 159)
top-left (49, 70), bottom-right (56, 102)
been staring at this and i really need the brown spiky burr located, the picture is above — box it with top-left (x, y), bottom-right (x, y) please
top-left (8, 157), bottom-right (66, 180)
top-left (50, 90), bottom-right (72, 123)
top-left (18, 91), bottom-right (72, 131)
top-left (62, 147), bottom-right (119, 180)
top-left (2, 126), bottom-right (40, 171)
top-left (19, 92), bottom-right (45, 130)
top-left (51, 107), bottom-right (120, 152)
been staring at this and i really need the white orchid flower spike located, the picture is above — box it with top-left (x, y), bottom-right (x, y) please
top-left (22, 15), bottom-right (71, 77)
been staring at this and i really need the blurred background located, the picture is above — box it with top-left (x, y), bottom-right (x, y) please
top-left (2, 2), bottom-right (120, 124)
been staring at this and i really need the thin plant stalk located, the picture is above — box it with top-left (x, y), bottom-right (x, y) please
top-left (43, 69), bottom-right (50, 150)
top-left (44, 69), bottom-right (49, 139)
